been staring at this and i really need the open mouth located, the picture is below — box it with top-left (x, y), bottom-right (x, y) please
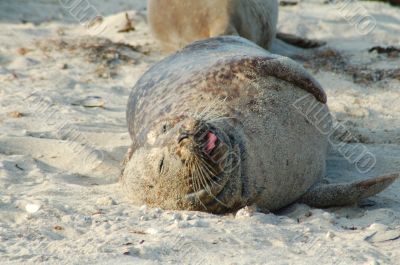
top-left (177, 123), bottom-right (226, 165)
top-left (205, 131), bottom-right (218, 154)
top-left (178, 126), bottom-right (220, 155)
top-left (202, 130), bottom-right (228, 170)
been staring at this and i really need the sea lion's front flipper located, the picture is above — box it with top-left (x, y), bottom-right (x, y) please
top-left (298, 173), bottom-right (399, 208)
top-left (276, 32), bottom-right (326, 49)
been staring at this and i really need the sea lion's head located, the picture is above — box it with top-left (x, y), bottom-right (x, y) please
top-left (121, 110), bottom-right (243, 213)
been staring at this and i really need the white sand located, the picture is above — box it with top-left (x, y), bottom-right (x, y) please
top-left (0, 0), bottom-right (399, 264)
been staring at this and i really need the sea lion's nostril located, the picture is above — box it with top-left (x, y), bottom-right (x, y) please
top-left (178, 132), bottom-right (190, 143)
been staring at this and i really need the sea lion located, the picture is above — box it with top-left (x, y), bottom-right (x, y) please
top-left (121, 36), bottom-right (398, 214)
top-left (147, 0), bottom-right (324, 53)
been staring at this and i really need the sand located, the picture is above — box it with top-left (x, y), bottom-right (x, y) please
top-left (0, 0), bottom-right (399, 264)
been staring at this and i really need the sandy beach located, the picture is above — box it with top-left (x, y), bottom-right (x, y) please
top-left (0, 0), bottom-right (399, 264)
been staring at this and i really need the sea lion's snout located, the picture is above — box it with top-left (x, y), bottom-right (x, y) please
top-left (177, 127), bottom-right (218, 152)
top-left (176, 120), bottom-right (223, 161)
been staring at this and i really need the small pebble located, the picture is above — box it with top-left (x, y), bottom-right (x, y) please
top-left (139, 215), bottom-right (149, 221)
top-left (61, 215), bottom-right (73, 223)
top-left (17, 47), bottom-right (29, 55)
top-left (96, 196), bottom-right (116, 206)
top-left (8, 111), bottom-right (24, 118)
top-left (368, 223), bottom-right (388, 231)
top-left (326, 231), bottom-right (335, 239)
top-left (153, 208), bottom-right (162, 214)
top-left (304, 211), bottom-right (312, 217)
top-left (54, 225), bottom-right (64, 231)
top-left (322, 212), bottom-right (331, 218)
top-left (25, 203), bottom-right (41, 213)
top-left (123, 246), bottom-right (140, 256)
top-left (145, 228), bottom-right (159, 235)
top-left (235, 205), bottom-right (256, 218)
top-left (83, 216), bottom-right (92, 224)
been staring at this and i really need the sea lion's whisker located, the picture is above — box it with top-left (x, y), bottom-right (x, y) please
top-left (198, 105), bottom-right (210, 119)
top-left (195, 158), bottom-right (215, 198)
top-left (190, 108), bottom-right (202, 121)
top-left (191, 161), bottom-right (209, 210)
top-left (197, 157), bottom-right (222, 187)
top-left (195, 157), bottom-right (228, 208)
top-left (196, 157), bottom-right (224, 198)
top-left (188, 161), bottom-right (207, 209)
top-left (190, 158), bottom-right (202, 192)
top-left (192, 175), bottom-right (208, 210)
top-left (199, 158), bottom-right (216, 176)
top-left (197, 160), bottom-right (213, 192)
top-left (203, 108), bottom-right (223, 121)
top-left (198, 101), bottom-right (225, 121)
top-left (193, 168), bottom-right (202, 193)
top-left (193, 159), bottom-right (208, 192)
top-left (188, 158), bottom-right (201, 192)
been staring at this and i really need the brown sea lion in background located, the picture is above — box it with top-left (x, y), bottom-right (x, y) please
top-left (147, 0), bottom-right (325, 53)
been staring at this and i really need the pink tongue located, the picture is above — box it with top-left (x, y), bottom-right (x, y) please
top-left (206, 132), bottom-right (218, 153)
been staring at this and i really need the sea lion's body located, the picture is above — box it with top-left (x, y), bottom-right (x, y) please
top-left (148, 0), bottom-right (324, 53)
top-left (148, 0), bottom-right (278, 51)
top-left (121, 36), bottom-right (397, 213)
